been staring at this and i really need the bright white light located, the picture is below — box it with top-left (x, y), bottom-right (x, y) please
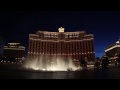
top-left (105, 45), bottom-right (120, 52)
top-left (116, 41), bottom-right (120, 44)
top-left (58, 27), bottom-right (64, 32)
top-left (24, 56), bottom-right (81, 71)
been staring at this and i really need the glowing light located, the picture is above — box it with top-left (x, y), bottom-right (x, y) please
top-left (24, 56), bottom-right (80, 71)
top-left (58, 27), bottom-right (64, 32)
top-left (116, 40), bottom-right (120, 44)
top-left (8, 43), bottom-right (20, 45)
top-left (105, 45), bottom-right (120, 52)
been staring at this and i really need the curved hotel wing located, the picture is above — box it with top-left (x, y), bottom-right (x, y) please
top-left (28, 27), bottom-right (95, 64)
top-left (105, 39), bottom-right (120, 60)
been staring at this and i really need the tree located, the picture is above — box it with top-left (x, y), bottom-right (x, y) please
top-left (102, 56), bottom-right (109, 69)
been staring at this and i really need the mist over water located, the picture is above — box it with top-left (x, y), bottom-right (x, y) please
top-left (24, 56), bottom-right (80, 71)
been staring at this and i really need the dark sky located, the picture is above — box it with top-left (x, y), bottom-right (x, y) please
top-left (0, 11), bottom-right (120, 58)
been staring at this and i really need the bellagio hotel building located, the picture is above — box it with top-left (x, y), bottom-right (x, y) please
top-left (28, 27), bottom-right (95, 63)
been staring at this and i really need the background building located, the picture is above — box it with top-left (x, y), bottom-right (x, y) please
top-left (105, 39), bottom-right (120, 63)
top-left (0, 37), bottom-right (5, 57)
top-left (3, 43), bottom-right (25, 63)
top-left (105, 39), bottom-right (120, 56)
top-left (28, 27), bottom-right (95, 66)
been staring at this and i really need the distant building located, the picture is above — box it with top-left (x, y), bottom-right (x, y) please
top-left (105, 39), bottom-right (120, 63)
top-left (105, 39), bottom-right (120, 57)
top-left (0, 37), bottom-right (5, 57)
top-left (28, 27), bottom-right (95, 66)
top-left (3, 43), bottom-right (25, 62)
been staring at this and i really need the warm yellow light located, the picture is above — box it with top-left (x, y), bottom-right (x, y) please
top-left (58, 27), bottom-right (64, 32)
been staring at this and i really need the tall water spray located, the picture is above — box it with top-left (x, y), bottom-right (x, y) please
top-left (24, 55), bottom-right (80, 71)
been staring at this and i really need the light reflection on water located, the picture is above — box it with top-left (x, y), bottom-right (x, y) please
top-left (0, 63), bottom-right (120, 79)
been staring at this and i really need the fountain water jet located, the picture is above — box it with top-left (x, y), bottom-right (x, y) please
top-left (24, 55), bottom-right (81, 71)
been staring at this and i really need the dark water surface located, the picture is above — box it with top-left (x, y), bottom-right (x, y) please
top-left (0, 63), bottom-right (120, 79)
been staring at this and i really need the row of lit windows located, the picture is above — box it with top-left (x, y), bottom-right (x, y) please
top-left (29, 43), bottom-right (94, 50)
top-left (31, 32), bottom-right (93, 39)
top-left (29, 43), bottom-right (93, 48)
top-left (29, 40), bottom-right (92, 44)
top-left (29, 46), bottom-right (93, 51)
top-left (28, 52), bottom-right (95, 54)
top-left (29, 40), bottom-right (93, 44)
top-left (37, 38), bottom-right (85, 40)
top-left (29, 44), bottom-right (93, 49)
top-left (3, 51), bottom-right (24, 57)
top-left (29, 41), bottom-right (94, 52)
top-left (29, 46), bottom-right (93, 53)
top-left (29, 48), bottom-right (94, 53)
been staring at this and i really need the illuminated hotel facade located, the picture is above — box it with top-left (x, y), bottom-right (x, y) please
top-left (3, 43), bottom-right (25, 62)
top-left (28, 27), bottom-right (95, 64)
top-left (105, 39), bottom-right (120, 62)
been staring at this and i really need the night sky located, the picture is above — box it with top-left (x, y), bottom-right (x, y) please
top-left (0, 11), bottom-right (120, 58)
